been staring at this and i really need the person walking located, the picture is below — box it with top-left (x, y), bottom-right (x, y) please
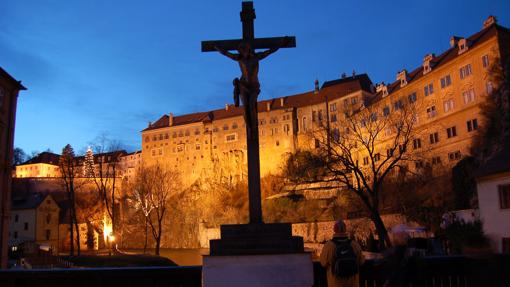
top-left (320, 219), bottom-right (364, 287)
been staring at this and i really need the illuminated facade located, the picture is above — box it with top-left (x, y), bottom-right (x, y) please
top-left (143, 16), bottom-right (510, 186)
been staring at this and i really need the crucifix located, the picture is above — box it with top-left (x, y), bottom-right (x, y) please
top-left (202, 1), bottom-right (296, 224)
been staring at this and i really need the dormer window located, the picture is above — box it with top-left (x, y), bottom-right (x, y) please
top-left (423, 54), bottom-right (435, 75)
top-left (458, 38), bottom-right (469, 54)
top-left (397, 70), bottom-right (408, 87)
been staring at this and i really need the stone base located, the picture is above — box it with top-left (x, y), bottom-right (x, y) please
top-left (209, 223), bottom-right (304, 255)
top-left (202, 253), bottom-right (313, 287)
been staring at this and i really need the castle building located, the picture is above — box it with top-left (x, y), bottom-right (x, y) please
top-left (143, 16), bottom-right (510, 187)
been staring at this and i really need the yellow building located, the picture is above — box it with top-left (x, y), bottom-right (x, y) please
top-left (14, 152), bottom-right (61, 178)
top-left (143, 16), bottom-right (509, 187)
top-left (10, 194), bottom-right (60, 253)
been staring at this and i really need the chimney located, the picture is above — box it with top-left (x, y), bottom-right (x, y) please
top-left (450, 36), bottom-right (461, 48)
top-left (168, 113), bottom-right (173, 126)
top-left (266, 102), bottom-right (271, 111)
top-left (148, 121), bottom-right (152, 128)
top-left (225, 104), bottom-right (229, 111)
top-left (397, 70), bottom-right (408, 87)
top-left (314, 79), bottom-right (319, 94)
top-left (483, 15), bottom-right (497, 29)
top-left (422, 53), bottom-right (435, 75)
top-left (352, 70), bottom-right (356, 77)
top-left (280, 97), bottom-right (284, 107)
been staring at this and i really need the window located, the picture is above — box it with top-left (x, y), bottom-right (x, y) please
top-left (383, 106), bottom-right (390, 117)
top-left (165, 133), bottom-right (169, 139)
top-left (370, 113), bottom-right (377, 122)
top-left (444, 99), bottom-right (454, 112)
top-left (302, 117), bottom-right (307, 132)
top-left (399, 144), bottom-right (406, 154)
top-left (315, 139), bottom-right (320, 149)
top-left (440, 75), bottom-right (452, 88)
top-left (223, 125), bottom-right (229, 131)
top-left (486, 81), bottom-right (494, 95)
top-left (14, 231), bottom-right (17, 239)
top-left (350, 97), bottom-right (357, 105)
top-left (152, 135), bottom-right (157, 141)
top-left (331, 114), bottom-right (337, 122)
top-left (14, 214), bottom-right (18, 223)
top-left (194, 129), bottom-right (200, 135)
top-left (46, 214), bottom-right (51, 224)
top-left (386, 149), bottom-right (393, 157)
top-left (394, 99), bottom-right (404, 110)
top-left (424, 83), bottom-right (434, 96)
top-left (459, 64), bottom-right (473, 79)
top-left (498, 184), bottom-right (510, 209)
top-left (374, 153), bottom-right (381, 162)
top-left (432, 156), bottom-right (442, 165)
top-left (318, 110), bottom-right (323, 122)
top-left (283, 124), bottom-right (290, 134)
top-left (363, 157), bottom-right (369, 165)
top-left (24, 222), bottom-right (28, 230)
top-left (158, 134), bottom-right (163, 140)
top-left (225, 134), bottom-right (237, 142)
top-left (46, 229), bottom-right (51, 240)
top-left (312, 111), bottom-right (317, 122)
top-left (467, 119), bottom-right (478, 132)
top-left (462, 89), bottom-right (475, 104)
top-left (448, 151), bottom-right (461, 161)
top-left (330, 103), bottom-right (337, 112)
top-left (271, 127), bottom-right (278, 135)
top-left (172, 132), bottom-right (177, 138)
top-left (408, 92), bottom-right (417, 103)
top-left (260, 119), bottom-right (266, 125)
top-left (482, 55), bottom-right (490, 68)
top-left (332, 128), bottom-right (340, 141)
top-left (427, 106), bottom-right (437, 118)
top-left (185, 130), bottom-right (190, 136)
top-left (270, 117), bottom-right (278, 124)
top-left (503, 238), bottom-right (510, 254)
top-left (446, 126), bottom-right (457, 138)
top-left (276, 140), bottom-right (280, 146)
top-left (145, 136), bottom-right (150, 142)
top-left (177, 144), bottom-right (184, 152)
top-left (195, 144), bottom-right (201, 150)
top-left (415, 161), bottom-right (424, 169)
top-left (429, 132), bottom-right (439, 144)
top-left (413, 138), bottom-right (422, 149)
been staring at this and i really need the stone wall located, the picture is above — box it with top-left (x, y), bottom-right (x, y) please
top-left (198, 214), bottom-right (414, 250)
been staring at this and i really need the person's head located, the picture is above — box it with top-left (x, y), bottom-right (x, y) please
top-left (237, 42), bottom-right (253, 57)
top-left (333, 219), bottom-right (347, 236)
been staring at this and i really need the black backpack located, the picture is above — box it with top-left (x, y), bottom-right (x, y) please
top-left (331, 238), bottom-right (359, 278)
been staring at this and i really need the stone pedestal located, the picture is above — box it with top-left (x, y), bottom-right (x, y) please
top-left (202, 253), bottom-right (313, 287)
top-left (209, 223), bottom-right (304, 255)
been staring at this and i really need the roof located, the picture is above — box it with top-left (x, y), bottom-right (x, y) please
top-left (11, 193), bottom-right (51, 210)
top-left (0, 67), bottom-right (26, 90)
top-left (476, 143), bottom-right (510, 179)
top-left (372, 22), bottom-right (509, 103)
top-left (21, 152), bottom-right (60, 166)
top-left (143, 74), bottom-right (373, 131)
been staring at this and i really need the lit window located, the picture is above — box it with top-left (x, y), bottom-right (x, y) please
top-left (462, 89), bottom-right (475, 104)
top-left (459, 64), bottom-right (473, 79)
top-left (467, 119), bottom-right (478, 132)
top-left (440, 75), bottom-right (452, 88)
top-left (446, 126), bottom-right (457, 138)
top-left (443, 99), bottom-right (454, 112)
top-left (427, 106), bottom-right (437, 118)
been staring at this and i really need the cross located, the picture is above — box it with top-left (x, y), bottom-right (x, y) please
top-left (201, 1), bottom-right (296, 224)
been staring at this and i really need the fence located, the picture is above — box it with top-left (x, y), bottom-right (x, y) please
top-left (1, 255), bottom-right (508, 287)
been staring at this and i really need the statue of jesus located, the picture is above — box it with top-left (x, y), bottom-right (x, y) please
top-left (214, 38), bottom-right (288, 138)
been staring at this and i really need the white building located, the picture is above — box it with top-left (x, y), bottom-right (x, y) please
top-left (476, 148), bottom-right (510, 253)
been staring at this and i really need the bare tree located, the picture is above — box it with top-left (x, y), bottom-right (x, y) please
top-left (295, 101), bottom-right (417, 248)
top-left (129, 163), bottom-right (181, 255)
top-left (128, 165), bottom-right (155, 253)
top-left (59, 144), bottom-right (80, 255)
top-left (90, 135), bottom-right (124, 240)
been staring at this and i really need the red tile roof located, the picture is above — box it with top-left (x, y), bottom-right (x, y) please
top-left (144, 74), bottom-right (373, 131)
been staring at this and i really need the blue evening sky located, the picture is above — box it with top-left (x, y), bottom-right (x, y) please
top-left (2, 0), bottom-right (509, 154)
